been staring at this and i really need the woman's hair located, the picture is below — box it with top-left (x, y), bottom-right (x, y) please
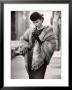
top-left (30, 12), bottom-right (44, 22)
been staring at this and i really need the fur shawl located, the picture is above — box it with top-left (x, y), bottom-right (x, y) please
top-left (20, 26), bottom-right (56, 70)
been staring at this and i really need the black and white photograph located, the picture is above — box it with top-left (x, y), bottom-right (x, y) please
top-left (11, 11), bottom-right (61, 79)
top-left (4, 4), bottom-right (69, 86)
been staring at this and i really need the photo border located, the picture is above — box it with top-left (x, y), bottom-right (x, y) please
top-left (0, 0), bottom-right (71, 89)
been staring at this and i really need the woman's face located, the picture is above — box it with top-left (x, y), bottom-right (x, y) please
top-left (33, 19), bottom-right (43, 28)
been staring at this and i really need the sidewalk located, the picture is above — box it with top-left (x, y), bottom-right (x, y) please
top-left (45, 51), bottom-right (61, 79)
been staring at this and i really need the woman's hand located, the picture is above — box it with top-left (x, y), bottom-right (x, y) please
top-left (15, 47), bottom-right (29, 56)
top-left (32, 32), bottom-right (42, 44)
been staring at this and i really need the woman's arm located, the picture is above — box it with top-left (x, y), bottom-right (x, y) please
top-left (41, 27), bottom-right (56, 64)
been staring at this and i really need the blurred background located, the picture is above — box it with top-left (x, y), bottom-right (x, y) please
top-left (11, 11), bottom-right (61, 79)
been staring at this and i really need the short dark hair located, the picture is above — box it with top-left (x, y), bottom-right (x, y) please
top-left (30, 12), bottom-right (44, 22)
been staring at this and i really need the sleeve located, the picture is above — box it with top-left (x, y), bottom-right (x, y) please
top-left (18, 29), bottom-right (31, 53)
top-left (41, 27), bottom-right (56, 64)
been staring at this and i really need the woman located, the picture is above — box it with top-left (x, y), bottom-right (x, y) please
top-left (15, 12), bottom-right (56, 79)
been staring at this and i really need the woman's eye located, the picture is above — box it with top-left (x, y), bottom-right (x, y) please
top-left (35, 21), bottom-right (38, 23)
